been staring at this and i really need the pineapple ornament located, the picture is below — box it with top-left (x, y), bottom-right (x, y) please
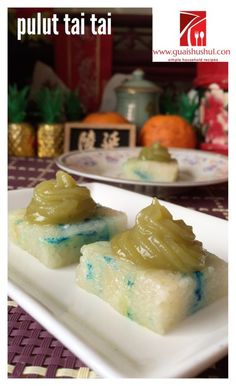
top-left (8, 84), bottom-right (35, 156)
top-left (36, 87), bottom-right (63, 157)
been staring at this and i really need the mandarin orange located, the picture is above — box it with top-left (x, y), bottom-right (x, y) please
top-left (140, 115), bottom-right (196, 148)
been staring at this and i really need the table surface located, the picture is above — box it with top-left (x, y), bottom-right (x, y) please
top-left (8, 156), bottom-right (228, 378)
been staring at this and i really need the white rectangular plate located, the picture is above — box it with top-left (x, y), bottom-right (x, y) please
top-left (8, 183), bottom-right (228, 378)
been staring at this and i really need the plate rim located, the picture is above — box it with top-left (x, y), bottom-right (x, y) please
top-left (8, 183), bottom-right (228, 378)
top-left (56, 147), bottom-right (228, 187)
top-left (8, 279), bottom-right (228, 378)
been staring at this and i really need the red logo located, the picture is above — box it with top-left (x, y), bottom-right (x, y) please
top-left (180, 11), bottom-right (206, 46)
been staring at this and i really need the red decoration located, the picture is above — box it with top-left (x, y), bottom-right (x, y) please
top-left (54, 24), bottom-right (112, 112)
top-left (194, 62), bottom-right (228, 90)
top-left (199, 84), bottom-right (228, 155)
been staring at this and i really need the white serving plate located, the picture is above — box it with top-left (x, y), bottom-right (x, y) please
top-left (56, 148), bottom-right (228, 187)
top-left (8, 183), bottom-right (228, 378)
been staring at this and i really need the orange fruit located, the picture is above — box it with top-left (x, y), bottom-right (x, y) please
top-left (83, 112), bottom-right (128, 124)
top-left (140, 115), bottom-right (196, 148)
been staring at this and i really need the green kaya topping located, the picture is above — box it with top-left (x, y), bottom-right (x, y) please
top-left (111, 198), bottom-right (208, 273)
top-left (138, 142), bottom-right (173, 162)
top-left (25, 171), bottom-right (96, 225)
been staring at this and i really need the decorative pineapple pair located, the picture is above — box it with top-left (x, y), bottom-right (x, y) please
top-left (8, 85), bottom-right (83, 157)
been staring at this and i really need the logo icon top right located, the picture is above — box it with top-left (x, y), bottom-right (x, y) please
top-left (180, 11), bottom-right (207, 47)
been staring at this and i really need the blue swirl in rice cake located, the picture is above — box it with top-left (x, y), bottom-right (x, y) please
top-left (76, 199), bottom-right (227, 334)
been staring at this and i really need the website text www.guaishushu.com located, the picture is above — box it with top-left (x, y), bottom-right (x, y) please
top-left (152, 47), bottom-right (231, 57)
